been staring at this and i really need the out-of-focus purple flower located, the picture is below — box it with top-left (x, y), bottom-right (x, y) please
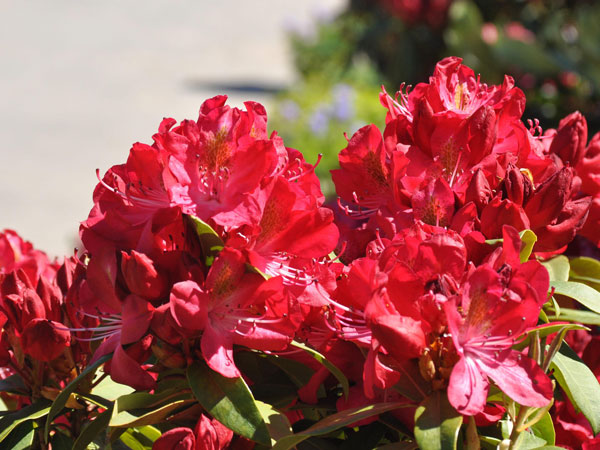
top-left (280, 99), bottom-right (300, 122)
top-left (309, 105), bottom-right (331, 136)
top-left (332, 83), bottom-right (355, 122)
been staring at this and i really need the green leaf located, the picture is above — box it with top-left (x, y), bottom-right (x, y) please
top-left (45, 352), bottom-right (113, 440)
top-left (272, 401), bottom-right (410, 450)
top-left (547, 307), bottom-right (600, 325)
top-left (133, 426), bottom-right (161, 444)
top-left (290, 340), bottom-right (350, 399)
top-left (519, 229), bottom-right (537, 262)
top-left (187, 214), bottom-right (224, 266)
top-left (550, 343), bottom-right (600, 434)
top-left (118, 429), bottom-right (152, 450)
top-left (0, 374), bottom-right (27, 395)
top-left (551, 281), bottom-right (600, 314)
top-left (73, 405), bottom-right (114, 450)
top-left (512, 429), bottom-right (547, 449)
top-left (479, 436), bottom-right (501, 450)
top-left (530, 411), bottom-right (555, 446)
top-left (50, 430), bottom-right (75, 449)
top-left (113, 388), bottom-right (191, 412)
top-left (541, 256), bottom-right (570, 282)
top-left (0, 399), bottom-right (51, 443)
top-left (374, 442), bottom-right (419, 450)
top-left (0, 421), bottom-right (35, 450)
top-left (91, 375), bottom-right (135, 401)
top-left (256, 400), bottom-right (293, 446)
top-left (187, 361), bottom-right (271, 446)
top-left (569, 256), bottom-right (600, 291)
top-left (512, 323), bottom-right (587, 351)
top-left (266, 354), bottom-right (319, 389)
top-left (414, 392), bottom-right (463, 450)
top-left (110, 399), bottom-right (192, 428)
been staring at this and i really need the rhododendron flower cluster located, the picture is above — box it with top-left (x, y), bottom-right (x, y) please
top-left (1, 57), bottom-right (600, 450)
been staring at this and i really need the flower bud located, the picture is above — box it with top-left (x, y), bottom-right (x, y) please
top-left (503, 165), bottom-right (533, 206)
top-left (21, 319), bottom-right (70, 362)
top-left (524, 166), bottom-right (573, 229)
top-left (549, 111), bottom-right (588, 166)
top-left (465, 169), bottom-right (492, 211)
top-left (121, 250), bottom-right (167, 302)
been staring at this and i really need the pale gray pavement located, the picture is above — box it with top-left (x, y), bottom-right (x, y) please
top-left (0, 1), bottom-right (346, 257)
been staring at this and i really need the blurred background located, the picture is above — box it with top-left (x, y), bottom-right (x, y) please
top-left (2, 0), bottom-right (600, 257)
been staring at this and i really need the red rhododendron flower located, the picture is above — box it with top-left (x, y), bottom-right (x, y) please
top-left (443, 231), bottom-right (553, 415)
top-left (169, 248), bottom-right (294, 378)
top-left (0, 229), bottom-right (57, 285)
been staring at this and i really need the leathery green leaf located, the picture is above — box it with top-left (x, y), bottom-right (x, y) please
top-left (187, 361), bottom-right (270, 446)
top-left (72, 404), bottom-right (114, 450)
top-left (0, 399), bottom-right (51, 443)
top-left (414, 391), bottom-right (462, 450)
top-left (110, 399), bottom-right (192, 427)
top-left (569, 256), bottom-right (600, 291)
top-left (44, 352), bottom-right (113, 440)
top-left (551, 280), bottom-right (600, 314)
top-left (541, 256), bottom-right (570, 282)
top-left (272, 401), bottom-right (410, 450)
top-left (551, 343), bottom-right (600, 434)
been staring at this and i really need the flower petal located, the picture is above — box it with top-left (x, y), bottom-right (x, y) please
top-left (447, 356), bottom-right (489, 416)
top-left (478, 350), bottom-right (552, 408)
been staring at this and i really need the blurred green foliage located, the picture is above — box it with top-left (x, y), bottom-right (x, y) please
top-left (269, 0), bottom-right (600, 190)
top-left (268, 60), bottom-right (385, 197)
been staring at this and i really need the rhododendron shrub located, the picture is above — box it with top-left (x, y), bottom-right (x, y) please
top-left (1, 59), bottom-right (600, 450)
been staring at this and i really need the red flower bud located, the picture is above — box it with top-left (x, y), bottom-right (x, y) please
top-left (121, 250), bottom-right (167, 301)
top-left (20, 288), bottom-right (47, 327)
top-left (465, 169), bottom-right (492, 211)
top-left (549, 111), bottom-right (588, 166)
top-left (525, 166), bottom-right (573, 229)
top-left (535, 197), bottom-right (591, 252)
top-left (21, 319), bottom-right (70, 362)
top-left (503, 165), bottom-right (533, 206)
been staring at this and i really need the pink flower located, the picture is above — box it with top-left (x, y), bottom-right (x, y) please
top-left (169, 248), bottom-right (294, 378)
top-left (444, 263), bottom-right (553, 415)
